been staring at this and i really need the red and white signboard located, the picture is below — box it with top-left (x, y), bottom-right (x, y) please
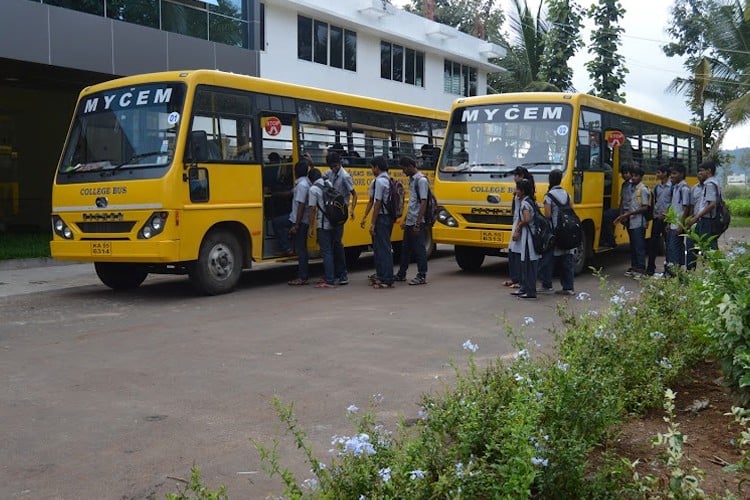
top-left (605, 130), bottom-right (625, 148)
top-left (264, 116), bottom-right (282, 136)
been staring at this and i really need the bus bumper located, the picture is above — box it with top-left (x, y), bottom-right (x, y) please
top-left (51, 239), bottom-right (180, 263)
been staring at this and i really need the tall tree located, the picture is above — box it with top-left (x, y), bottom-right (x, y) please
top-left (494, 0), bottom-right (554, 92)
top-left (402, 0), bottom-right (505, 42)
top-left (539, 0), bottom-right (584, 91)
top-left (585, 0), bottom-right (628, 102)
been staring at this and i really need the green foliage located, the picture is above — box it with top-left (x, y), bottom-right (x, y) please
top-left (539, 0), bottom-right (584, 91)
top-left (165, 466), bottom-right (228, 500)
top-left (692, 238), bottom-right (750, 406)
top-left (726, 198), bottom-right (750, 217)
top-left (0, 232), bottom-right (51, 260)
top-left (585, 0), bottom-right (628, 102)
top-left (723, 185), bottom-right (750, 200)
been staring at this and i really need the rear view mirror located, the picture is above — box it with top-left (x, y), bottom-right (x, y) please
top-left (186, 130), bottom-right (209, 164)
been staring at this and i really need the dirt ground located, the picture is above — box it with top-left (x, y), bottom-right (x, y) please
top-left (606, 360), bottom-right (748, 497)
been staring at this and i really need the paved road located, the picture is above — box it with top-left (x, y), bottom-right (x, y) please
top-left (0, 231), bottom-right (746, 499)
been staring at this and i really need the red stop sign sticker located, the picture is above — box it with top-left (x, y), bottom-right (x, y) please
top-left (605, 130), bottom-right (625, 147)
top-left (264, 117), bottom-right (282, 136)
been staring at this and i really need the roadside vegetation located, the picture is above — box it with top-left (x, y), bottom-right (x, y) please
top-left (0, 232), bottom-right (51, 260)
top-left (238, 231), bottom-right (750, 499)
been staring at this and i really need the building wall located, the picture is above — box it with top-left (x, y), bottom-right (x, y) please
top-left (259, 0), bottom-right (501, 111)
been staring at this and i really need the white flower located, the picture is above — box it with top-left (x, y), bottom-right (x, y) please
top-left (650, 331), bottom-right (666, 340)
top-left (523, 316), bottom-right (535, 325)
top-left (610, 294), bottom-right (625, 306)
top-left (409, 469), bottom-right (425, 480)
top-left (659, 357), bottom-right (673, 370)
top-left (359, 496), bottom-right (366, 500)
top-left (516, 349), bottom-right (530, 360)
top-left (576, 292), bottom-right (591, 301)
top-left (455, 462), bottom-right (465, 478)
top-left (531, 457), bottom-right (549, 467)
top-left (556, 360), bottom-right (569, 372)
top-left (417, 407), bottom-right (429, 420)
top-left (302, 478), bottom-right (318, 489)
top-left (462, 339), bottom-right (478, 353)
top-left (372, 393), bottom-right (384, 404)
top-left (347, 404), bottom-right (359, 414)
top-left (335, 433), bottom-right (376, 456)
top-left (378, 467), bottom-right (391, 483)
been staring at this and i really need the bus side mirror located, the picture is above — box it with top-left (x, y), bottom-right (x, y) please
top-left (576, 145), bottom-right (591, 170)
top-left (185, 130), bottom-right (209, 165)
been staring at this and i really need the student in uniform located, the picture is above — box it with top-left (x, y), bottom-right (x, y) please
top-left (666, 161), bottom-right (691, 273)
top-left (510, 179), bottom-right (539, 299)
top-left (539, 169), bottom-right (575, 295)
top-left (395, 156), bottom-right (429, 285)
top-left (368, 156), bottom-right (395, 289)
top-left (615, 166), bottom-right (650, 277)
top-left (646, 164), bottom-right (672, 276)
top-left (323, 151), bottom-right (357, 285)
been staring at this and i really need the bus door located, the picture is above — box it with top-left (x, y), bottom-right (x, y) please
top-left (575, 110), bottom-right (606, 248)
top-left (260, 112), bottom-right (298, 259)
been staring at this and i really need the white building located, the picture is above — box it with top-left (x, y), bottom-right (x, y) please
top-left (261, 0), bottom-right (504, 110)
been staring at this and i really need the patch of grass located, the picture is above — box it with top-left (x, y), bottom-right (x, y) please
top-left (0, 232), bottom-right (51, 260)
top-left (732, 216), bottom-right (750, 228)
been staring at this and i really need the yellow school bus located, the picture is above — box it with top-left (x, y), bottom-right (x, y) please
top-left (432, 92), bottom-right (702, 273)
top-left (51, 70), bottom-right (447, 294)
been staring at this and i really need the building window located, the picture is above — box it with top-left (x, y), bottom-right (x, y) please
top-left (297, 15), bottom-right (356, 72)
top-left (380, 41), bottom-right (424, 87)
top-left (444, 59), bottom-right (477, 97)
top-left (260, 2), bottom-right (265, 50)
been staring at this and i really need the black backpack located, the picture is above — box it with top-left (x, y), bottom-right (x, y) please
top-left (548, 191), bottom-right (583, 250)
top-left (386, 177), bottom-right (405, 220)
top-left (415, 177), bottom-right (438, 226)
top-left (319, 181), bottom-right (348, 226)
top-left (709, 185), bottom-right (731, 236)
top-left (529, 201), bottom-right (555, 254)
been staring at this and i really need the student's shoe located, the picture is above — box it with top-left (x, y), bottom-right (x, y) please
top-left (518, 294), bottom-right (537, 299)
top-left (368, 274), bottom-right (379, 284)
top-left (408, 276), bottom-right (427, 285)
top-left (510, 290), bottom-right (524, 296)
top-left (315, 282), bottom-right (336, 288)
top-left (394, 275), bottom-right (407, 282)
top-left (555, 289), bottom-right (575, 296)
top-left (372, 281), bottom-right (394, 289)
top-left (539, 286), bottom-right (554, 294)
top-left (338, 275), bottom-right (349, 285)
top-left (280, 249), bottom-right (295, 257)
top-left (624, 270), bottom-right (635, 278)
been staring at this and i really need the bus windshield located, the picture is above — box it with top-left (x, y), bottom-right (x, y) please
top-left (58, 82), bottom-right (186, 178)
top-left (438, 102), bottom-right (574, 177)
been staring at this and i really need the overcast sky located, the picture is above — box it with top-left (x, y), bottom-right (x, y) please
top-left (390, 0), bottom-right (748, 150)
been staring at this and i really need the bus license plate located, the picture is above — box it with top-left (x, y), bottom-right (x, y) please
top-left (91, 241), bottom-right (112, 255)
top-left (480, 231), bottom-right (503, 243)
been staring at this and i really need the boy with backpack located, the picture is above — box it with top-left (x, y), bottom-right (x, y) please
top-left (689, 160), bottom-right (721, 252)
top-left (323, 151), bottom-right (357, 285)
top-left (646, 164), bottom-right (672, 276)
top-left (539, 169), bottom-right (575, 295)
top-left (368, 156), bottom-right (396, 288)
top-left (308, 168), bottom-right (337, 288)
top-left (395, 156), bottom-right (429, 285)
top-left (666, 161), bottom-right (692, 273)
top-left (615, 165), bottom-right (650, 277)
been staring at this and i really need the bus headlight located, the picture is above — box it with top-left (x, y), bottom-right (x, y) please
top-left (138, 212), bottom-right (168, 239)
top-left (51, 215), bottom-right (74, 239)
top-left (436, 207), bottom-right (458, 227)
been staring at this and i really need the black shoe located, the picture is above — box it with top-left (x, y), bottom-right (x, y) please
top-left (518, 294), bottom-right (537, 299)
top-left (394, 275), bottom-right (407, 282)
top-left (510, 290), bottom-right (524, 296)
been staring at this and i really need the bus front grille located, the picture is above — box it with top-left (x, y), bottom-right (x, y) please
top-left (463, 214), bottom-right (513, 225)
top-left (76, 221), bottom-right (136, 233)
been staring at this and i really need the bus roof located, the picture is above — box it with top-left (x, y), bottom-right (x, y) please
top-left (78, 69), bottom-right (448, 121)
top-left (451, 92), bottom-right (703, 137)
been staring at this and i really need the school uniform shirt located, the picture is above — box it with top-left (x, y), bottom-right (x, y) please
top-left (544, 186), bottom-right (573, 256)
top-left (508, 195), bottom-right (523, 254)
top-left (405, 172), bottom-right (429, 226)
top-left (324, 166), bottom-right (354, 206)
top-left (374, 172), bottom-right (391, 215)
top-left (700, 177), bottom-right (720, 219)
top-left (620, 180), bottom-right (634, 213)
top-left (627, 182), bottom-right (650, 229)
top-left (519, 197), bottom-right (540, 262)
top-left (308, 178), bottom-right (332, 230)
top-left (653, 181), bottom-right (672, 218)
top-left (669, 179), bottom-right (691, 230)
top-left (691, 183), bottom-right (704, 217)
top-left (289, 176), bottom-right (311, 225)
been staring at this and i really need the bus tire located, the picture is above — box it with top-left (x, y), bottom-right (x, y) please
top-left (455, 245), bottom-right (485, 272)
top-left (344, 246), bottom-right (363, 269)
top-left (95, 262), bottom-right (148, 290)
top-left (189, 230), bottom-right (242, 295)
top-left (573, 228), bottom-right (590, 276)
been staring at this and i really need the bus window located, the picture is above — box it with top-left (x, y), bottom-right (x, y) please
top-left (191, 87), bottom-right (254, 162)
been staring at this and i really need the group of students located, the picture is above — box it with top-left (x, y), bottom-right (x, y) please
top-left (279, 152), bottom-right (430, 289)
top-left (502, 167), bottom-right (576, 299)
top-left (609, 158), bottom-right (722, 278)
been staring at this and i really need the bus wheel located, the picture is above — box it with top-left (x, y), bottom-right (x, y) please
top-left (190, 230), bottom-right (242, 295)
top-left (344, 246), bottom-right (362, 269)
top-left (95, 262), bottom-right (148, 290)
top-left (455, 245), bottom-right (485, 272)
top-left (424, 226), bottom-right (436, 259)
top-left (573, 229), bottom-right (590, 275)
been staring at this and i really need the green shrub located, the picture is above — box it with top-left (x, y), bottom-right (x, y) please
top-left (727, 198), bottom-right (750, 218)
top-left (724, 185), bottom-right (750, 201)
top-left (0, 232), bottom-right (51, 260)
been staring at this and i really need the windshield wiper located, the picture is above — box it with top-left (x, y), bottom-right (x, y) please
top-left (112, 151), bottom-right (166, 171)
top-left (517, 161), bottom-right (563, 168)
